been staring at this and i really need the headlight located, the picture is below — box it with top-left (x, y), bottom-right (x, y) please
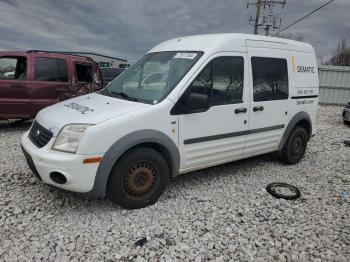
top-left (52, 124), bottom-right (93, 153)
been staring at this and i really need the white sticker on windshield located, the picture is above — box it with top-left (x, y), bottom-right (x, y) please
top-left (174, 53), bottom-right (197, 59)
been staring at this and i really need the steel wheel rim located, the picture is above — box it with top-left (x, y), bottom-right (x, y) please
top-left (123, 162), bottom-right (157, 197)
top-left (292, 135), bottom-right (303, 156)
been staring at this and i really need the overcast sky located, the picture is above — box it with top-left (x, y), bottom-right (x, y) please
top-left (0, 0), bottom-right (349, 62)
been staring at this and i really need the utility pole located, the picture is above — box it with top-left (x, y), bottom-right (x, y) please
top-left (247, 0), bottom-right (262, 34)
top-left (247, 0), bottom-right (286, 36)
top-left (254, 0), bottom-right (262, 34)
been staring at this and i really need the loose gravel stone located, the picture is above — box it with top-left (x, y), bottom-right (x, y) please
top-left (0, 105), bottom-right (349, 261)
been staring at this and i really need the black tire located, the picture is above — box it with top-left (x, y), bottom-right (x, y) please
top-left (279, 126), bottom-right (308, 164)
top-left (344, 120), bottom-right (350, 126)
top-left (266, 182), bottom-right (301, 200)
top-left (108, 147), bottom-right (169, 209)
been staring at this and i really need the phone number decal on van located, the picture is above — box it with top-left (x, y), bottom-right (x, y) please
top-left (296, 99), bottom-right (314, 105)
top-left (174, 53), bottom-right (197, 59)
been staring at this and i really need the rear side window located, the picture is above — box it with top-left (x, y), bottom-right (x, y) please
top-left (0, 57), bottom-right (27, 80)
top-left (35, 58), bottom-right (68, 82)
top-left (101, 68), bottom-right (124, 81)
top-left (189, 56), bottom-right (244, 105)
top-left (75, 64), bottom-right (92, 82)
top-left (252, 57), bottom-right (288, 102)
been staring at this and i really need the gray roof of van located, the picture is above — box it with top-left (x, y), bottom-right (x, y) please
top-left (150, 33), bottom-right (314, 54)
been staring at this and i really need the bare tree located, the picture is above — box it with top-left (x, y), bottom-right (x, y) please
top-left (277, 32), bottom-right (305, 41)
top-left (327, 39), bottom-right (350, 66)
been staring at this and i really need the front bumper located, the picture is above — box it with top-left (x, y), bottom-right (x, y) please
top-left (343, 106), bottom-right (350, 122)
top-left (20, 131), bottom-right (101, 193)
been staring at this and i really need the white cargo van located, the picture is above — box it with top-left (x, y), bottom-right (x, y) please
top-left (21, 34), bottom-right (319, 209)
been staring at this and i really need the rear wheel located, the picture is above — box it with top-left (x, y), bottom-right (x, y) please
top-left (108, 147), bottom-right (169, 209)
top-left (279, 126), bottom-right (308, 164)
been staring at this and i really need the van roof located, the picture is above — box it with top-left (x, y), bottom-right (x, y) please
top-left (149, 33), bottom-right (314, 54)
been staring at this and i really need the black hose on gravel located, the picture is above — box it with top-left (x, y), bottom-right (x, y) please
top-left (266, 182), bottom-right (301, 200)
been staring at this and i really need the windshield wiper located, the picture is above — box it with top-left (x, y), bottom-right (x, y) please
top-left (100, 88), bottom-right (112, 97)
top-left (111, 91), bottom-right (139, 102)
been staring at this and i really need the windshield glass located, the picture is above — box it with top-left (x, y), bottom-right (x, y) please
top-left (102, 51), bottom-right (203, 104)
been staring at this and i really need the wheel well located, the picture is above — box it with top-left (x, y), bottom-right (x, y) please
top-left (124, 142), bottom-right (174, 177)
top-left (295, 119), bottom-right (312, 139)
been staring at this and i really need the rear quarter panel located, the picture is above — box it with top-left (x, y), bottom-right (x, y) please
top-left (288, 49), bottom-right (319, 134)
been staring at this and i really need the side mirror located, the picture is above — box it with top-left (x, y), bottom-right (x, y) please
top-left (184, 92), bottom-right (209, 113)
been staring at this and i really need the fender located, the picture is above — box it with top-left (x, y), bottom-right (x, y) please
top-left (278, 111), bottom-right (312, 151)
top-left (87, 130), bottom-right (180, 197)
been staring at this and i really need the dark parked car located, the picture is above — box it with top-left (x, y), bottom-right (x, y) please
top-left (343, 100), bottom-right (350, 125)
top-left (100, 67), bottom-right (125, 87)
top-left (0, 50), bottom-right (102, 120)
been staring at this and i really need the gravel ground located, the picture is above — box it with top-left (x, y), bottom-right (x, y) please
top-left (0, 105), bottom-right (349, 262)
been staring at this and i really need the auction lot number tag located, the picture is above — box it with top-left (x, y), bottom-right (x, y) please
top-left (174, 53), bottom-right (197, 59)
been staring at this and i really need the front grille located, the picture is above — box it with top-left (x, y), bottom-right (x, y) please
top-left (29, 121), bottom-right (53, 148)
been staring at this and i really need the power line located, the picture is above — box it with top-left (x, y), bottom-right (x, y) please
top-left (273, 0), bottom-right (336, 36)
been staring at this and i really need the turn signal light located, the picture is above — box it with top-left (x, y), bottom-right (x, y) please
top-left (83, 157), bottom-right (102, 164)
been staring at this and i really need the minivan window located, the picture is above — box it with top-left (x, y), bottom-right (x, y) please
top-left (189, 56), bottom-right (244, 105)
top-left (251, 57), bottom-right (288, 102)
top-left (75, 63), bottom-right (92, 82)
top-left (103, 51), bottom-right (203, 104)
top-left (0, 57), bottom-right (27, 80)
top-left (35, 58), bottom-right (68, 82)
top-left (101, 68), bottom-right (124, 81)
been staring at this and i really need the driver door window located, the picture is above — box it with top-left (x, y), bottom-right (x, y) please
top-left (0, 57), bottom-right (27, 81)
top-left (0, 56), bottom-right (29, 117)
top-left (189, 56), bottom-right (244, 106)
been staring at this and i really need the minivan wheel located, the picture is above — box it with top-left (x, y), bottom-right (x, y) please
top-left (108, 147), bottom-right (169, 209)
top-left (279, 126), bottom-right (308, 165)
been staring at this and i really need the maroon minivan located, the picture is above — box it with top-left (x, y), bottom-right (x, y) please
top-left (0, 50), bottom-right (102, 120)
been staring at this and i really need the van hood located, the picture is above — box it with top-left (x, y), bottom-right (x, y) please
top-left (35, 93), bottom-right (150, 136)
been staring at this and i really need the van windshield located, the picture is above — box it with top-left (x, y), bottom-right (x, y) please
top-left (102, 51), bottom-right (203, 104)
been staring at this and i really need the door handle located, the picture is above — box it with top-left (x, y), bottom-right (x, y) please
top-left (253, 106), bottom-right (264, 112)
top-left (55, 86), bottom-right (70, 93)
top-left (234, 108), bottom-right (247, 114)
top-left (10, 84), bottom-right (25, 88)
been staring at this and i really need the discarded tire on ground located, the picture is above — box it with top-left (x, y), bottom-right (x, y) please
top-left (266, 182), bottom-right (301, 200)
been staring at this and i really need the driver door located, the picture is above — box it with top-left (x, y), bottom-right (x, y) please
top-left (176, 53), bottom-right (250, 172)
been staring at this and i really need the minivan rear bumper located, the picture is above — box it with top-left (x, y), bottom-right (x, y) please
top-left (343, 106), bottom-right (350, 122)
top-left (20, 131), bottom-right (101, 193)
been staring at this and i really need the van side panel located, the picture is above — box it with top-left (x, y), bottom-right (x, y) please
top-left (245, 46), bottom-right (292, 155)
top-left (245, 41), bottom-right (318, 154)
top-left (288, 49), bottom-right (319, 135)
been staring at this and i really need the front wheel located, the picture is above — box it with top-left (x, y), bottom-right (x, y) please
top-left (279, 126), bottom-right (308, 165)
top-left (108, 147), bottom-right (170, 209)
